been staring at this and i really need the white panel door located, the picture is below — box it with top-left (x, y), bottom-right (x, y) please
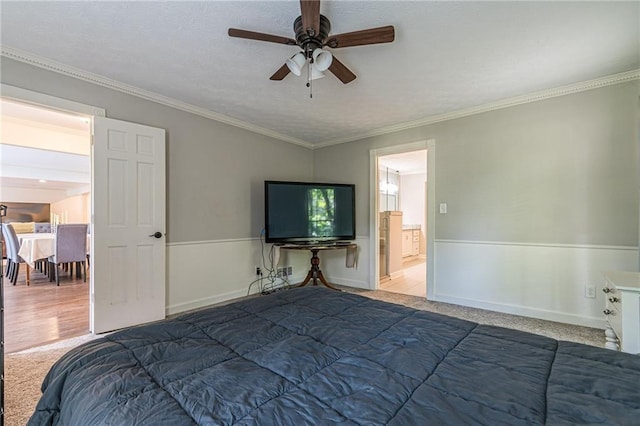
top-left (92, 117), bottom-right (166, 334)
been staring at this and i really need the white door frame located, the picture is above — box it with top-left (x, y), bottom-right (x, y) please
top-left (369, 139), bottom-right (436, 298)
top-left (1, 83), bottom-right (105, 331)
top-left (1, 84), bottom-right (106, 118)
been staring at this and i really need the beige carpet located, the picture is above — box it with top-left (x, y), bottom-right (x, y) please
top-left (4, 289), bottom-right (603, 425)
top-left (5, 334), bottom-right (101, 426)
top-left (348, 288), bottom-right (603, 347)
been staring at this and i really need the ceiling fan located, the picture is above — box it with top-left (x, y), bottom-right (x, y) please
top-left (228, 0), bottom-right (395, 85)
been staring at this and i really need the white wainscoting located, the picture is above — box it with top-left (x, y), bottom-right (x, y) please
top-left (310, 237), bottom-right (371, 290)
top-left (166, 238), bottom-right (303, 315)
top-left (433, 240), bottom-right (638, 328)
top-left (166, 237), bottom-right (370, 316)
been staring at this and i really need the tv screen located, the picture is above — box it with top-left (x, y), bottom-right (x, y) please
top-left (265, 181), bottom-right (356, 244)
top-left (2, 202), bottom-right (50, 223)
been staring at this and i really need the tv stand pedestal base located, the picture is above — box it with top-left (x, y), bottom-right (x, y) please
top-left (298, 248), bottom-right (340, 290)
top-left (280, 243), bottom-right (357, 291)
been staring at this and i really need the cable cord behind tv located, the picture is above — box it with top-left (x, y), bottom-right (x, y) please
top-left (247, 230), bottom-right (292, 295)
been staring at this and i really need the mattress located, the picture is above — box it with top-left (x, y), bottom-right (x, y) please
top-left (28, 287), bottom-right (640, 425)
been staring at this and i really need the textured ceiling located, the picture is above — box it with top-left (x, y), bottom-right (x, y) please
top-left (1, 1), bottom-right (638, 147)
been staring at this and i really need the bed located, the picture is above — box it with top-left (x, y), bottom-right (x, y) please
top-left (29, 287), bottom-right (639, 425)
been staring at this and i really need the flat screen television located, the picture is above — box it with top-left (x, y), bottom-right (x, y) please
top-left (265, 181), bottom-right (356, 244)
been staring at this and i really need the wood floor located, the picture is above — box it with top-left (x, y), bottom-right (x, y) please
top-left (379, 257), bottom-right (427, 297)
top-left (3, 261), bottom-right (89, 353)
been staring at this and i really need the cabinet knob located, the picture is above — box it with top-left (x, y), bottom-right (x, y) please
top-left (602, 288), bottom-right (612, 294)
top-left (603, 309), bottom-right (614, 316)
top-left (608, 297), bottom-right (620, 303)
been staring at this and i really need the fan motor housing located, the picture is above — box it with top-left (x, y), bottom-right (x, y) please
top-left (294, 14), bottom-right (331, 55)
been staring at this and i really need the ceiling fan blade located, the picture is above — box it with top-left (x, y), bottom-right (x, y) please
top-left (270, 64), bottom-right (291, 81)
top-left (325, 25), bottom-right (395, 48)
top-left (300, 0), bottom-right (320, 37)
top-left (328, 57), bottom-right (356, 84)
top-left (228, 28), bottom-right (296, 45)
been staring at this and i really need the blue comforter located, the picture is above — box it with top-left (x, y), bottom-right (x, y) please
top-left (29, 287), bottom-right (640, 425)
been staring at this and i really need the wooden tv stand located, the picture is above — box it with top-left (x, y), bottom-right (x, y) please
top-left (279, 243), bottom-right (357, 291)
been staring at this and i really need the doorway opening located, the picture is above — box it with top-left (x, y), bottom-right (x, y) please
top-left (369, 139), bottom-right (435, 299)
top-left (2, 83), bottom-right (167, 342)
top-left (377, 150), bottom-right (427, 298)
top-left (1, 98), bottom-right (92, 353)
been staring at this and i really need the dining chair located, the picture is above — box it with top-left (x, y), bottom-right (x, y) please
top-left (35, 223), bottom-right (52, 233)
top-left (34, 223), bottom-right (52, 273)
top-left (2, 224), bottom-right (30, 285)
top-left (2, 225), bottom-right (8, 276)
top-left (48, 224), bottom-right (88, 286)
top-left (2, 224), bottom-right (13, 279)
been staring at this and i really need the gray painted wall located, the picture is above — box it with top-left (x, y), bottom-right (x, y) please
top-left (2, 57), bottom-right (638, 324)
top-left (0, 58), bottom-right (314, 243)
top-left (314, 81), bottom-right (639, 247)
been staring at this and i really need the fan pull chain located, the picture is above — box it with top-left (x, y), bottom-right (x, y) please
top-left (306, 60), bottom-right (312, 98)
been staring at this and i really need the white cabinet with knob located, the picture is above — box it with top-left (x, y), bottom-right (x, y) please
top-left (401, 228), bottom-right (420, 258)
top-left (602, 271), bottom-right (640, 354)
top-left (401, 230), bottom-right (412, 257)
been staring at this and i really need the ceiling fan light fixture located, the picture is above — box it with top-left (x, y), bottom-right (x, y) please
top-left (286, 52), bottom-right (306, 76)
top-left (312, 48), bottom-right (333, 72)
top-left (310, 64), bottom-right (326, 80)
top-left (228, 1), bottom-right (395, 86)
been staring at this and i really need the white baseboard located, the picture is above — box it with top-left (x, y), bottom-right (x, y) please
top-left (389, 270), bottom-right (404, 280)
top-left (166, 288), bottom-right (248, 316)
top-left (331, 277), bottom-right (370, 290)
top-left (433, 293), bottom-right (607, 329)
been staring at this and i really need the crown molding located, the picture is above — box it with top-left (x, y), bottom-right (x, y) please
top-left (1, 46), bottom-right (313, 149)
top-left (3, 46), bottom-right (637, 151)
top-left (314, 68), bottom-right (640, 149)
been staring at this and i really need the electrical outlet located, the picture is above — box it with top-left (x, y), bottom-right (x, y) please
top-left (276, 268), bottom-right (282, 278)
top-left (585, 285), bottom-right (596, 299)
top-left (287, 266), bottom-right (292, 276)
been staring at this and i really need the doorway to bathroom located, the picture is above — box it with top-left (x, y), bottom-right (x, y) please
top-left (377, 149), bottom-right (427, 297)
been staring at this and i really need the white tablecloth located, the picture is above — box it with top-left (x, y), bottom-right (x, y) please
top-left (17, 233), bottom-right (55, 267)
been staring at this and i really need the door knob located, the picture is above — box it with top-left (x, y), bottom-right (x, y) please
top-left (149, 231), bottom-right (163, 239)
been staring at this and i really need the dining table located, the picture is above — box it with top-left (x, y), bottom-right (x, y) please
top-left (17, 232), bottom-right (56, 268)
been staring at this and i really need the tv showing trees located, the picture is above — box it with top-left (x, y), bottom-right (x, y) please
top-left (264, 181), bottom-right (355, 244)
